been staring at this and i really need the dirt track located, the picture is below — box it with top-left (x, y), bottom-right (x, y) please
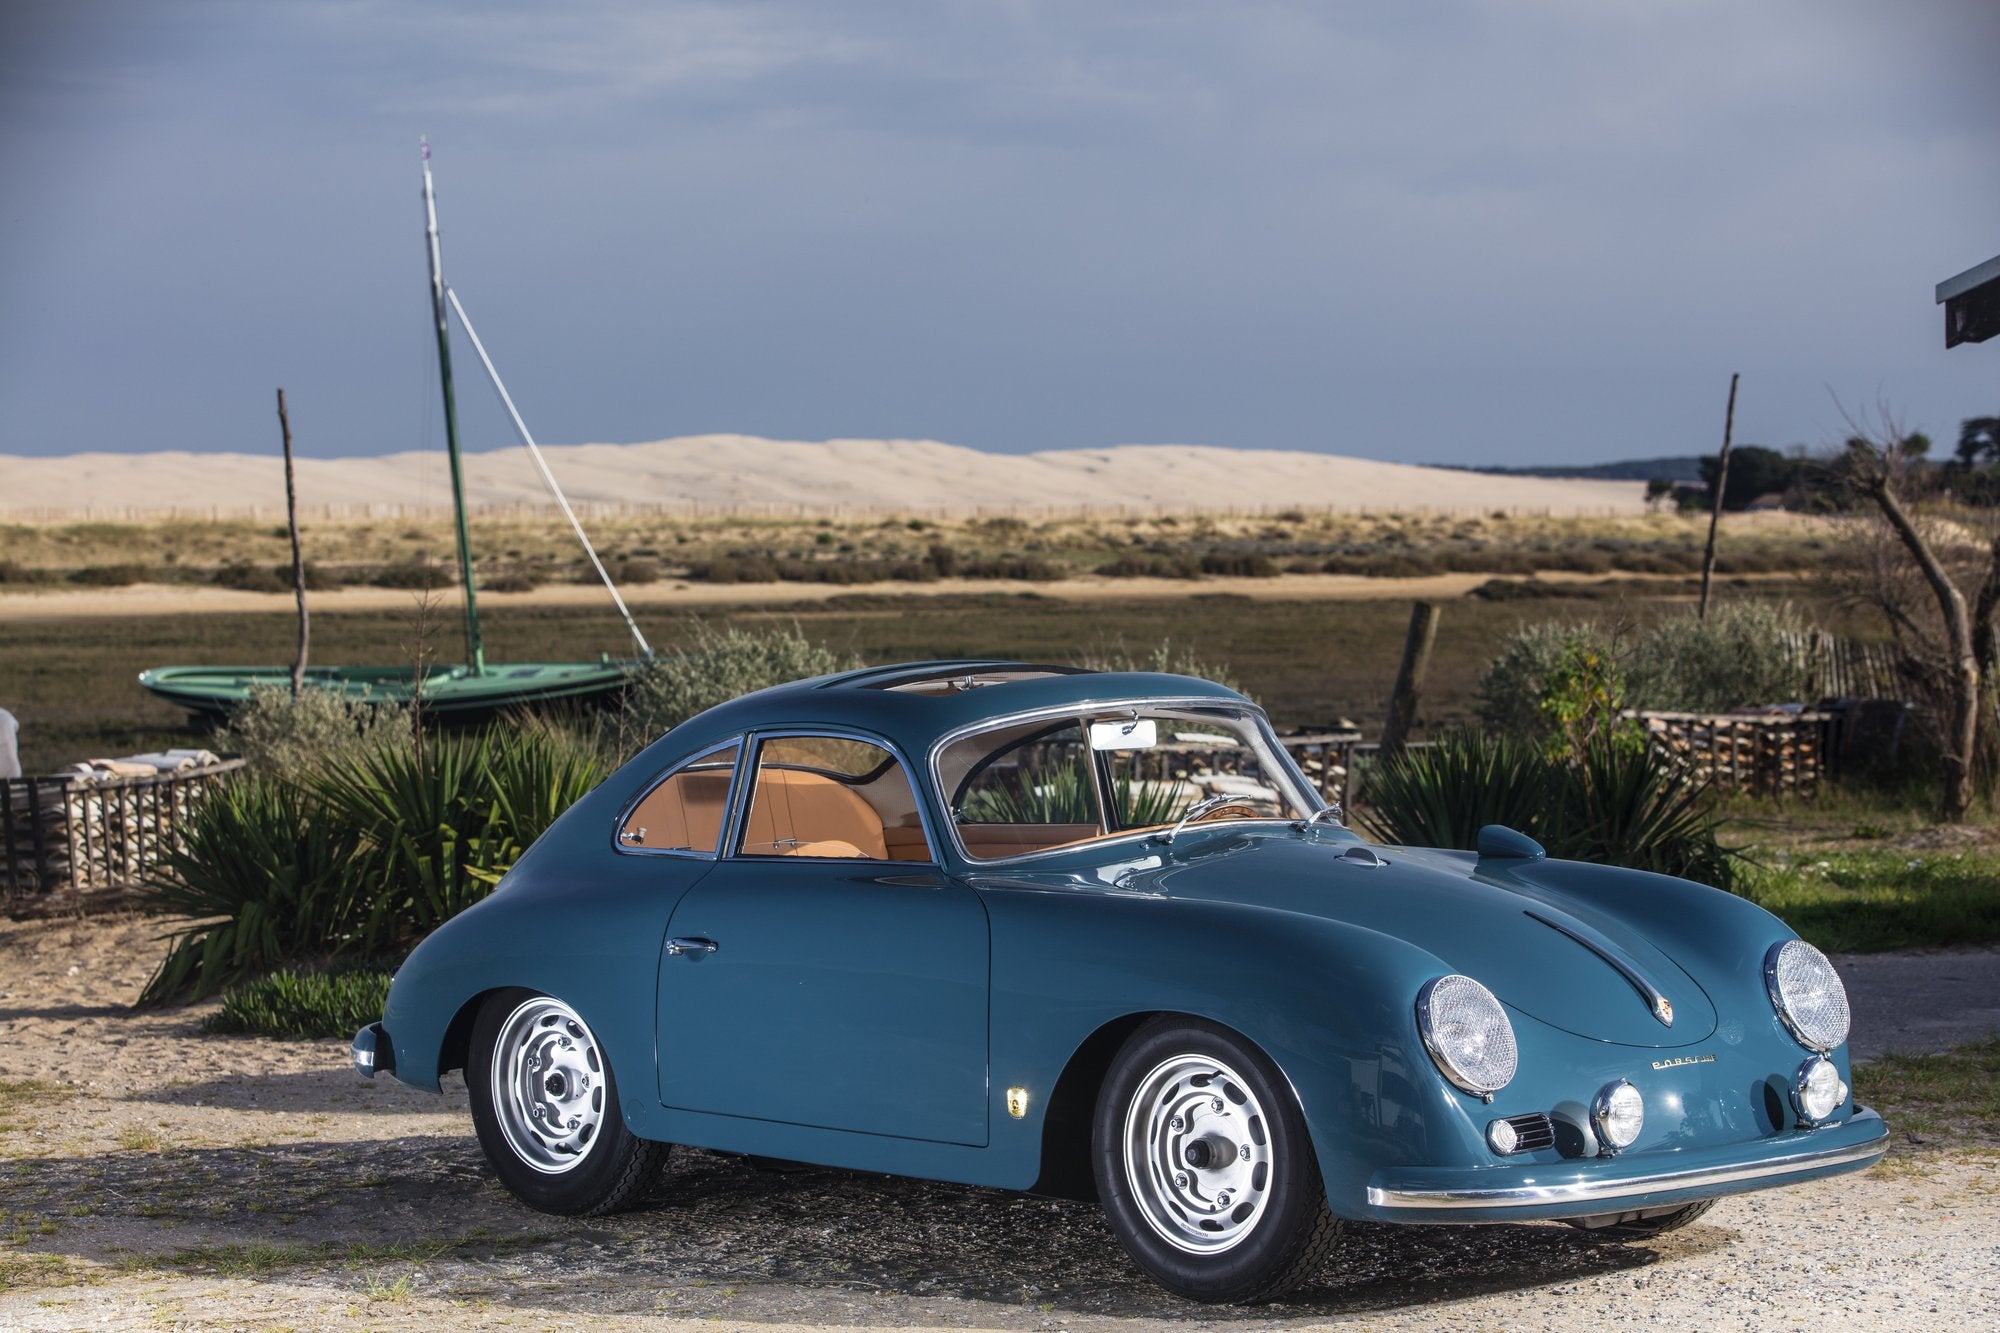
top-left (1, 915), bottom-right (1995, 1331)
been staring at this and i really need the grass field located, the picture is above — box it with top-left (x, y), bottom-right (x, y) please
top-left (0, 586), bottom-right (1729, 775)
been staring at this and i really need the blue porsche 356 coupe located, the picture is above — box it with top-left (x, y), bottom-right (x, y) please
top-left (353, 661), bottom-right (1885, 1303)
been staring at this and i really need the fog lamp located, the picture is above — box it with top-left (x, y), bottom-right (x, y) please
top-left (1794, 1056), bottom-right (1844, 1125)
top-left (1593, 1080), bottom-right (1644, 1154)
top-left (1486, 1118), bottom-right (1520, 1155)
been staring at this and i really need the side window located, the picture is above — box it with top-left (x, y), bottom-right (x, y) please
top-left (618, 741), bottom-right (740, 854)
top-left (739, 736), bottom-right (933, 861)
top-left (942, 719), bottom-right (1105, 859)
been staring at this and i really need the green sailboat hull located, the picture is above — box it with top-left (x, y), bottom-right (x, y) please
top-left (139, 660), bottom-right (641, 724)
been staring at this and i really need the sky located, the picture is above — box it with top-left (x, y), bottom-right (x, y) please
top-left (2, 0), bottom-right (1997, 469)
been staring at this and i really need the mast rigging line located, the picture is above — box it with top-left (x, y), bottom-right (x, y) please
top-left (444, 285), bottom-right (654, 660)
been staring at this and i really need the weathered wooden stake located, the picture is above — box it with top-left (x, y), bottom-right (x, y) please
top-left (1698, 372), bottom-right (1739, 623)
top-left (1381, 601), bottom-right (1440, 755)
top-left (278, 388), bottom-right (310, 699)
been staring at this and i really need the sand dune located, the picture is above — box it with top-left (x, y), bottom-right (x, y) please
top-left (0, 435), bottom-right (1646, 517)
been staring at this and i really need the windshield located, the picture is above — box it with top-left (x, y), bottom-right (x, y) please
top-left (936, 703), bottom-right (1318, 861)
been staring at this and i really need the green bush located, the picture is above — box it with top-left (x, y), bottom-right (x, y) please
top-left (625, 623), bottom-right (861, 739)
top-left (141, 724), bottom-right (608, 1002)
top-left (1625, 601), bottom-right (1811, 713)
top-left (1358, 728), bottom-right (1734, 887)
top-left (141, 779), bottom-right (358, 1001)
top-left (215, 684), bottom-right (413, 784)
top-left (1474, 619), bottom-right (1616, 737)
top-left (208, 967), bottom-right (394, 1040)
top-left (1079, 638), bottom-right (1245, 698)
top-left (1478, 603), bottom-right (1816, 732)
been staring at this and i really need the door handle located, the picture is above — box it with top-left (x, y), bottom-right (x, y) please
top-left (666, 936), bottom-right (719, 958)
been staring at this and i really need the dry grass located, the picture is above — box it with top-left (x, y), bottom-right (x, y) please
top-left (0, 508), bottom-right (1840, 590)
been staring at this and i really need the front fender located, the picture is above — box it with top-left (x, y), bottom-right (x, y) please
top-left (979, 882), bottom-right (1465, 1211)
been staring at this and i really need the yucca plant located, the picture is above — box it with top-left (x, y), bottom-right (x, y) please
top-left (314, 733), bottom-right (513, 957)
top-left (1566, 733), bottom-right (1734, 886)
top-left (140, 778), bottom-right (355, 1002)
top-left (1358, 728), bottom-right (1734, 889)
top-left (483, 718), bottom-right (610, 849)
top-left (1357, 729), bottom-right (1559, 853)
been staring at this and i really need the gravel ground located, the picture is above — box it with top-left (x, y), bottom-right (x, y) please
top-left (1, 917), bottom-right (1995, 1332)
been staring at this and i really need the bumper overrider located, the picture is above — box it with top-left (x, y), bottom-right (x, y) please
top-left (1363, 1106), bottom-right (1888, 1224)
top-left (351, 1022), bottom-right (397, 1080)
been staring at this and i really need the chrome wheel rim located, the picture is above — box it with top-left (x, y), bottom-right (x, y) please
top-left (1122, 1052), bottom-right (1274, 1254)
top-left (491, 996), bottom-right (607, 1175)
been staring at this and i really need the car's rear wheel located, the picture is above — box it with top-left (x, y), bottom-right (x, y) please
top-left (1092, 1017), bottom-right (1339, 1303)
top-left (467, 989), bottom-right (668, 1215)
top-left (1563, 1198), bottom-right (1716, 1240)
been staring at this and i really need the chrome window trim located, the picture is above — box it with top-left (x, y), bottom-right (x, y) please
top-left (927, 696), bottom-right (1326, 867)
top-left (1365, 1131), bottom-right (1888, 1210)
top-left (725, 726), bottom-right (945, 868)
top-left (609, 737), bottom-right (745, 861)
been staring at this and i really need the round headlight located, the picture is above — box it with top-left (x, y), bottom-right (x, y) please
top-left (1593, 1079), bottom-right (1645, 1152)
top-left (1765, 940), bottom-right (1851, 1052)
top-left (1794, 1055), bottom-right (1844, 1124)
top-left (1416, 974), bottom-right (1518, 1096)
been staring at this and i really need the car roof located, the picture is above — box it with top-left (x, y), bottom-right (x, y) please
top-left (652, 659), bottom-right (1254, 759)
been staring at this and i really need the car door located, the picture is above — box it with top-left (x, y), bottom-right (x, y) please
top-left (657, 731), bottom-right (991, 1147)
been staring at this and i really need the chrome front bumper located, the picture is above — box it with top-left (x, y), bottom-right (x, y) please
top-left (1365, 1107), bottom-right (1888, 1222)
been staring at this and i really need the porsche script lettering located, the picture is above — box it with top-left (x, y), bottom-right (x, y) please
top-left (1651, 1053), bottom-right (1717, 1070)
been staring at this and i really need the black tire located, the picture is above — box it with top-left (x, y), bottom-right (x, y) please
top-left (1091, 1016), bottom-right (1339, 1303)
top-left (1563, 1198), bottom-right (1717, 1240)
top-left (466, 988), bottom-right (669, 1216)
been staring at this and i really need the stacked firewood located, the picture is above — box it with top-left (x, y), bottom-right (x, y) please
top-left (1628, 711), bottom-right (1835, 796)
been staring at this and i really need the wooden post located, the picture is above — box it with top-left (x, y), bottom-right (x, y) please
top-left (1381, 601), bottom-right (1440, 756)
top-left (1698, 372), bottom-right (1739, 623)
top-left (278, 388), bottom-right (310, 698)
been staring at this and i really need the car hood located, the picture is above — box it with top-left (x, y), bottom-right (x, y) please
top-left (1017, 831), bottom-right (1717, 1048)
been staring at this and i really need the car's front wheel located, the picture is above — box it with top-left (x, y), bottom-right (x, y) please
top-left (467, 989), bottom-right (668, 1215)
top-left (1092, 1017), bottom-right (1339, 1303)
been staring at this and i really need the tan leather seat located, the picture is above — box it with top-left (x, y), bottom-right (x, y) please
top-left (743, 768), bottom-right (889, 859)
top-left (622, 769), bottom-right (732, 853)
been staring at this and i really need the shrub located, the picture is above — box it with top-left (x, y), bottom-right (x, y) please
top-left (212, 562), bottom-right (290, 594)
top-left (1625, 601), bottom-right (1812, 712)
top-left (141, 778), bottom-right (357, 1001)
top-left (1199, 552), bottom-right (1281, 578)
top-left (208, 967), bottom-right (394, 1040)
top-left (68, 564), bottom-right (150, 586)
top-left (1474, 619), bottom-right (1616, 737)
top-left (141, 724), bottom-right (608, 1000)
top-left (1080, 638), bottom-right (1246, 698)
top-left (370, 561), bottom-right (453, 589)
top-left (609, 557), bottom-right (661, 584)
top-left (624, 623), bottom-right (861, 738)
top-left (214, 684), bottom-right (413, 784)
top-left (1359, 728), bottom-right (1733, 887)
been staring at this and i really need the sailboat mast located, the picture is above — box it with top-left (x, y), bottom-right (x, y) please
top-left (420, 138), bottom-right (486, 675)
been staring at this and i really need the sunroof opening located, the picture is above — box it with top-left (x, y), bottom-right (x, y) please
top-left (873, 664), bottom-right (1088, 695)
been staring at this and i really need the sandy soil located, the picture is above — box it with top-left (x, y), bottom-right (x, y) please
top-left (0, 570), bottom-right (1675, 623)
top-left (0, 436), bottom-right (1647, 519)
top-left (1, 915), bottom-right (1995, 1331)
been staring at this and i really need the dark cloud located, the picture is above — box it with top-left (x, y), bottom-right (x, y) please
top-left (1, 0), bottom-right (1995, 466)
